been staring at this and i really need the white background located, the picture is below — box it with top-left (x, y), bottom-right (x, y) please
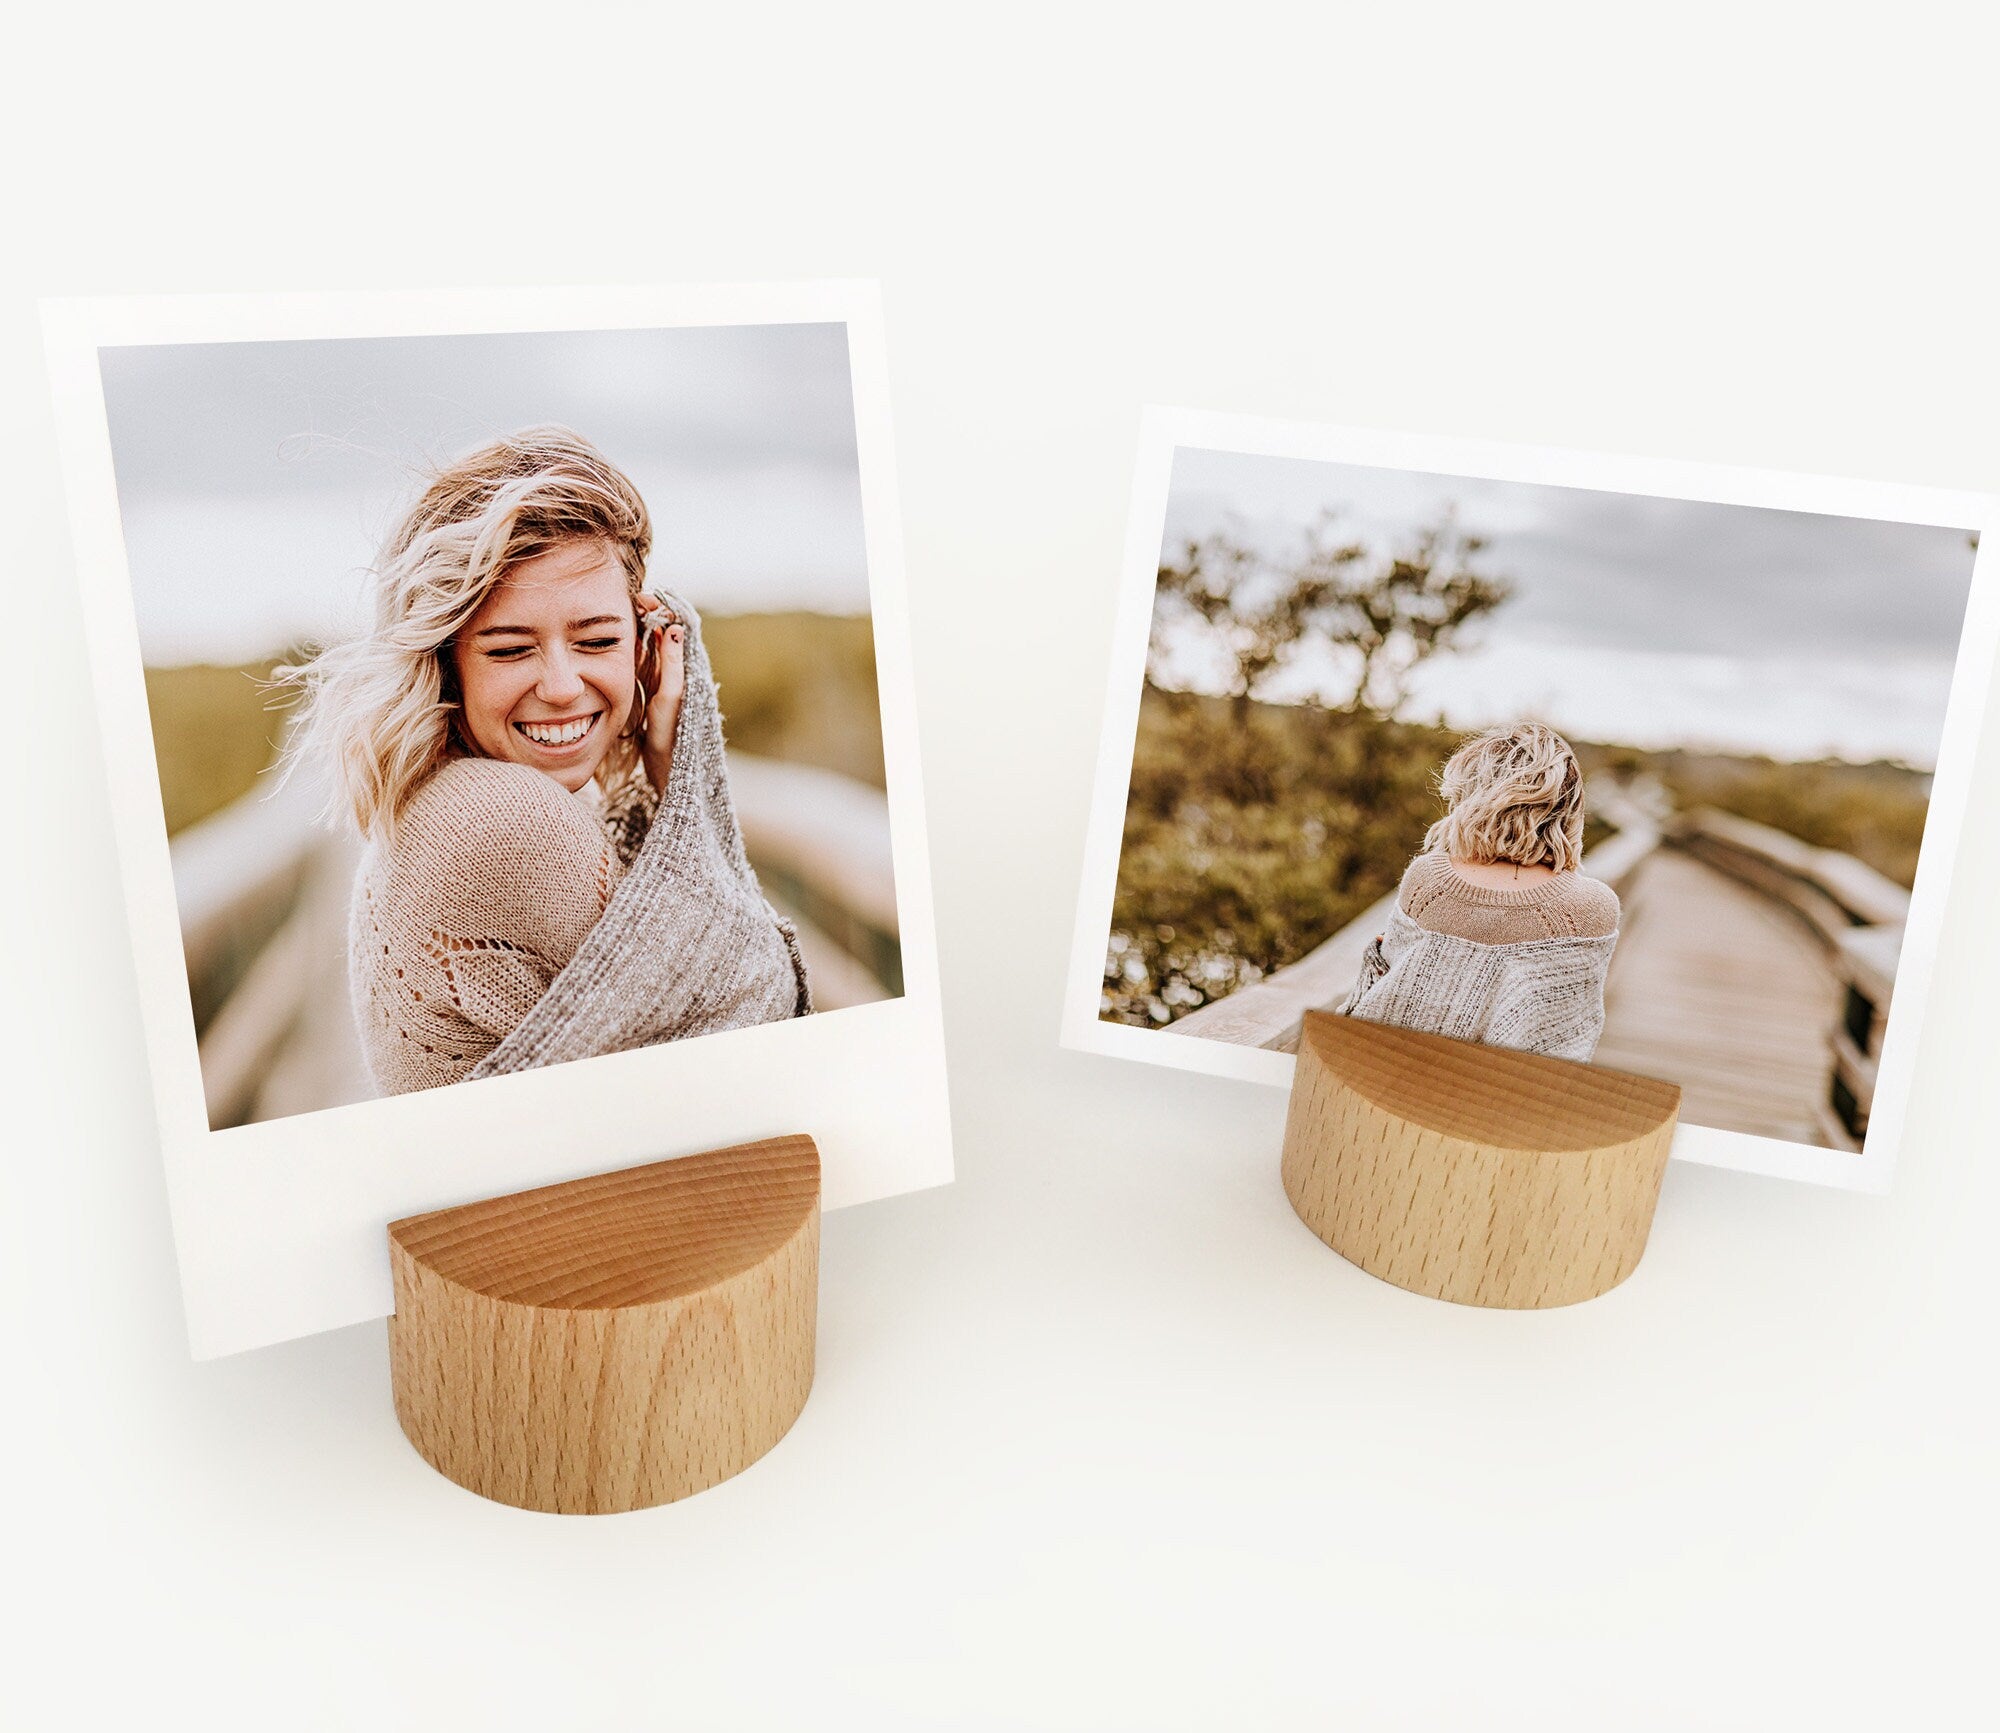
top-left (4, 3), bottom-right (1996, 1727)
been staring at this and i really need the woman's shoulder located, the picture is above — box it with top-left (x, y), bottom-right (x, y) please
top-left (393, 759), bottom-right (612, 874)
top-left (1398, 850), bottom-right (1447, 890)
top-left (1552, 870), bottom-right (1620, 937)
top-left (1394, 850), bottom-right (1453, 915)
top-left (402, 758), bottom-right (602, 834)
top-left (407, 755), bottom-right (579, 814)
top-left (368, 758), bottom-right (620, 952)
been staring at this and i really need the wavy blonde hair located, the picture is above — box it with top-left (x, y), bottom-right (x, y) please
top-left (278, 426), bottom-right (652, 840)
top-left (1423, 722), bottom-right (1586, 872)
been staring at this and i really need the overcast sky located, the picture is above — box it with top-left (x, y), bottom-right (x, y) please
top-left (1159, 447), bottom-right (1981, 766)
top-left (101, 323), bottom-right (871, 665)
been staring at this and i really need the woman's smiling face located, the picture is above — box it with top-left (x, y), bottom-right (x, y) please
top-left (451, 539), bottom-right (638, 791)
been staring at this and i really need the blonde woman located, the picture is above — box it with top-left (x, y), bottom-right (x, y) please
top-left (1337, 722), bottom-right (1619, 1062)
top-left (283, 426), bottom-right (809, 1096)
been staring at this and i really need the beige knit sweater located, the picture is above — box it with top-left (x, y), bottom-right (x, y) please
top-left (1336, 852), bottom-right (1621, 1062)
top-left (350, 759), bottom-right (625, 1094)
top-left (459, 589), bottom-right (810, 1078)
top-left (1395, 851), bottom-right (1619, 944)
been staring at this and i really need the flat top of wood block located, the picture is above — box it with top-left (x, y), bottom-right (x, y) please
top-left (388, 1135), bottom-right (820, 1310)
top-left (1298, 1014), bottom-right (1680, 1152)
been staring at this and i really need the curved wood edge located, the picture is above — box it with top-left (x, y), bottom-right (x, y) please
top-left (388, 1134), bottom-right (820, 1310)
top-left (1297, 1013), bottom-right (1680, 1154)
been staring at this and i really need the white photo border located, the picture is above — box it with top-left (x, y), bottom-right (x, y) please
top-left (1061, 406), bottom-right (2000, 1195)
top-left (45, 281), bottom-right (952, 1358)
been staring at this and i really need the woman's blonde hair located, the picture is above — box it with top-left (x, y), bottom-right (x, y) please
top-left (278, 426), bottom-right (652, 840)
top-left (1423, 721), bottom-right (1586, 872)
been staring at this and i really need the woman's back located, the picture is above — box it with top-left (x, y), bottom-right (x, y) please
top-left (1336, 851), bottom-right (1621, 1063)
top-left (1397, 850), bottom-right (1619, 945)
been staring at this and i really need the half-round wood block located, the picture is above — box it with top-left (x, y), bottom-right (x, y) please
top-left (1282, 1014), bottom-right (1680, 1308)
top-left (387, 1134), bottom-right (819, 1514)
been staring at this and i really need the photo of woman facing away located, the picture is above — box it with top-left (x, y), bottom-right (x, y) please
top-left (280, 426), bottom-right (811, 1095)
top-left (1337, 722), bottom-right (1619, 1063)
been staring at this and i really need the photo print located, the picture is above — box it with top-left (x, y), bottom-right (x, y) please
top-left (47, 284), bottom-right (950, 1355)
top-left (1064, 411), bottom-right (1999, 1192)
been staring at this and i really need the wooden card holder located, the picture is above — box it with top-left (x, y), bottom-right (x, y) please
top-left (387, 1134), bottom-right (819, 1514)
top-left (1281, 1013), bottom-right (1680, 1308)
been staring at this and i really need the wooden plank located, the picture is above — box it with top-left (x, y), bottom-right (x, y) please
top-left (1595, 848), bottom-right (1842, 1144)
top-left (729, 752), bottom-right (898, 937)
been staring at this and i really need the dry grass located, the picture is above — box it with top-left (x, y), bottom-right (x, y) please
top-left (1576, 743), bottom-right (1928, 888)
top-left (142, 660), bottom-right (293, 835)
top-left (704, 612), bottom-right (885, 789)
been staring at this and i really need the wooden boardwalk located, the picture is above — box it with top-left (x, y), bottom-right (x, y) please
top-left (1592, 847), bottom-right (1842, 1146)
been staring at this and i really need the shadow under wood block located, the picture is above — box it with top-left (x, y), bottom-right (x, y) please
top-left (1282, 1014), bottom-right (1680, 1309)
top-left (388, 1135), bottom-right (820, 1513)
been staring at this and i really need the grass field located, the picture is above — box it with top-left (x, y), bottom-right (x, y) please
top-left (141, 659), bottom-right (293, 836)
top-left (1575, 742), bottom-right (1928, 888)
top-left (702, 612), bottom-right (885, 788)
top-left (143, 611), bottom-right (887, 837)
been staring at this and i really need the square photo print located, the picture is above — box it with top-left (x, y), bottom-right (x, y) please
top-left (1064, 411), bottom-right (2000, 1191)
top-left (47, 283), bottom-right (949, 1355)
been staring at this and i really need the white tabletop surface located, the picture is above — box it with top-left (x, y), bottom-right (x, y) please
top-left (6, 6), bottom-right (1998, 1726)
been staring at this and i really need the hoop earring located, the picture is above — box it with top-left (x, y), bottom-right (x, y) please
top-left (625, 674), bottom-right (650, 741)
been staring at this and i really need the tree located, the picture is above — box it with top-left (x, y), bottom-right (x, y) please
top-left (1148, 510), bottom-right (1511, 718)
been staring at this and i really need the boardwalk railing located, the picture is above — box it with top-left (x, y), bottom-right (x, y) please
top-left (728, 755), bottom-right (901, 1005)
top-left (172, 772), bottom-right (355, 1130)
top-left (1671, 807), bottom-right (1908, 1149)
top-left (1672, 807), bottom-right (1910, 941)
top-left (174, 752), bottom-right (899, 1129)
top-left (1164, 779), bottom-right (1666, 1054)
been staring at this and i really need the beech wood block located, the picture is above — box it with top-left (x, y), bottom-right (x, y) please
top-left (1281, 1014), bottom-right (1680, 1309)
top-left (387, 1134), bottom-right (819, 1514)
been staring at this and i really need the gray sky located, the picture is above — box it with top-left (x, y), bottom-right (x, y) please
top-left (100, 323), bottom-right (871, 665)
top-left (1159, 448), bottom-right (1981, 766)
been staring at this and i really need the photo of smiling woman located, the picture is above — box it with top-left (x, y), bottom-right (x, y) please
top-left (95, 316), bottom-right (905, 1134)
top-left (282, 428), bottom-right (810, 1095)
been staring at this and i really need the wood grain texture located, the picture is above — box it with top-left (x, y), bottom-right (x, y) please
top-left (1282, 1014), bottom-right (1679, 1309)
top-left (387, 1135), bottom-right (819, 1514)
top-left (1592, 848), bottom-right (1840, 1145)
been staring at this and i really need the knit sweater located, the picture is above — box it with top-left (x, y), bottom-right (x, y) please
top-left (1336, 852), bottom-right (1621, 1063)
top-left (350, 758), bottom-right (626, 1095)
top-left (1395, 851), bottom-right (1619, 944)
top-left (462, 588), bottom-right (810, 1080)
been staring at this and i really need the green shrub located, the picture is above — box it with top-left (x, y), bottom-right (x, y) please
top-left (1105, 690), bottom-right (1452, 1025)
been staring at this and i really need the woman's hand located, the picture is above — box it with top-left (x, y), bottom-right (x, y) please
top-left (634, 592), bottom-right (687, 796)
